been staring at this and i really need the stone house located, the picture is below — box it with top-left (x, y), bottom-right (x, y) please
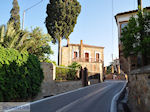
top-left (61, 39), bottom-right (104, 81)
top-left (115, 7), bottom-right (150, 74)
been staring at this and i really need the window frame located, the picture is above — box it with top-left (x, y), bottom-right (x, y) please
top-left (95, 52), bottom-right (101, 62)
top-left (84, 50), bottom-right (91, 62)
top-left (119, 21), bottom-right (128, 37)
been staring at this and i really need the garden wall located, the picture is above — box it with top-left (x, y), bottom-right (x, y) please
top-left (33, 62), bottom-right (82, 101)
top-left (128, 65), bottom-right (150, 112)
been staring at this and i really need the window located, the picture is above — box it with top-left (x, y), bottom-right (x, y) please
top-left (120, 22), bottom-right (128, 36)
top-left (85, 53), bottom-right (89, 62)
top-left (95, 52), bottom-right (100, 62)
top-left (96, 53), bottom-right (100, 62)
top-left (74, 51), bottom-right (78, 59)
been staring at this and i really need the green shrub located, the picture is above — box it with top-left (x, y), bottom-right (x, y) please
top-left (0, 46), bottom-right (44, 101)
top-left (67, 62), bottom-right (81, 80)
top-left (56, 62), bottom-right (81, 81)
top-left (56, 66), bottom-right (69, 80)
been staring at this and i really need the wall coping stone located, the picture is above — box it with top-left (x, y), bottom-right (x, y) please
top-left (130, 65), bottom-right (150, 75)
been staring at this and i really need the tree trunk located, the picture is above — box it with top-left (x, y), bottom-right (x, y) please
top-left (58, 38), bottom-right (62, 66)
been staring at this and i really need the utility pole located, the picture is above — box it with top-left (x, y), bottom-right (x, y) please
top-left (22, 0), bottom-right (44, 29)
top-left (138, 0), bottom-right (142, 10)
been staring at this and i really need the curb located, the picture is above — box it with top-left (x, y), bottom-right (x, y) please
top-left (110, 81), bottom-right (127, 112)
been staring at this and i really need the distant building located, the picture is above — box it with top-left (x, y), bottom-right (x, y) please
top-left (111, 59), bottom-right (121, 74)
top-left (61, 39), bottom-right (104, 81)
top-left (115, 7), bottom-right (150, 74)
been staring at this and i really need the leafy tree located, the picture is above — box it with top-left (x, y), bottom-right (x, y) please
top-left (106, 64), bottom-right (112, 74)
top-left (121, 10), bottom-right (150, 66)
top-left (43, 59), bottom-right (56, 65)
top-left (0, 22), bottom-right (31, 52)
top-left (8, 0), bottom-right (20, 30)
top-left (27, 27), bottom-right (53, 61)
top-left (0, 23), bottom-right (53, 61)
top-left (45, 0), bottom-right (81, 65)
top-left (121, 17), bottom-right (138, 57)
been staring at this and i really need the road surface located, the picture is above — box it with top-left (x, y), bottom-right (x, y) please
top-left (28, 80), bottom-right (126, 112)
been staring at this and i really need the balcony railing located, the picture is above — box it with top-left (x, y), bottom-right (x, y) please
top-left (72, 58), bottom-right (102, 63)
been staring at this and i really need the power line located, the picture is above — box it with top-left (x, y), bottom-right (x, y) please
top-left (22, 0), bottom-right (44, 29)
top-left (24, 0), bottom-right (44, 12)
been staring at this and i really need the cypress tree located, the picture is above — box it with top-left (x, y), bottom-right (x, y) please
top-left (45, 0), bottom-right (81, 65)
top-left (9, 0), bottom-right (20, 30)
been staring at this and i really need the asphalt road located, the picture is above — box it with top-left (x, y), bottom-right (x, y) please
top-left (28, 80), bottom-right (126, 112)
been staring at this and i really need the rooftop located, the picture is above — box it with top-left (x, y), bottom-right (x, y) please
top-left (63, 39), bottom-right (104, 49)
top-left (115, 7), bottom-right (150, 23)
top-left (69, 44), bottom-right (104, 49)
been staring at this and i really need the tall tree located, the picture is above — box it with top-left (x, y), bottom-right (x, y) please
top-left (121, 10), bottom-right (150, 66)
top-left (0, 22), bottom-right (53, 61)
top-left (45, 0), bottom-right (81, 65)
top-left (9, 0), bottom-right (20, 30)
top-left (27, 27), bottom-right (53, 61)
top-left (0, 22), bottom-right (31, 52)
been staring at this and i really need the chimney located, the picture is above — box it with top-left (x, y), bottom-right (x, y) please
top-left (80, 40), bottom-right (83, 46)
top-left (138, 0), bottom-right (142, 10)
top-left (67, 38), bottom-right (70, 46)
top-left (80, 40), bottom-right (83, 58)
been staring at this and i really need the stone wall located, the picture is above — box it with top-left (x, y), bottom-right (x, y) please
top-left (54, 81), bottom-right (82, 94)
top-left (33, 62), bottom-right (82, 101)
top-left (128, 65), bottom-right (150, 112)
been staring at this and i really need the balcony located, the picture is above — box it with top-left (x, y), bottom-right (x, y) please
top-left (72, 58), bottom-right (102, 63)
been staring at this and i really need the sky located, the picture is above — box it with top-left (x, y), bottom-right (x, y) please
top-left (0, 0), bottom-right (150, 66)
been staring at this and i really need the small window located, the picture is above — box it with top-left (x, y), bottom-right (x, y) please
top-left (120, 22), bottom-right (128, 36)
top-left (85, 53), bottom-right (89, 62)
top-left (96, 53), bottom-right (100, 62)
top-left (74, 51), bottom-right (78, 59)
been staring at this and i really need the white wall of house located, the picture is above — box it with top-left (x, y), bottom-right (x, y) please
top-left (116, 13), bottom-right (137, 44)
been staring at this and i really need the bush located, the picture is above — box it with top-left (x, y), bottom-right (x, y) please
top-left (0, 46), bottom-right (44, 101)
top-left (56, 66), bottom-right (69, 80)
top-left (56, 62), bottom-right (81, 81)
top-left (67, 62), bottom-right (81, 80)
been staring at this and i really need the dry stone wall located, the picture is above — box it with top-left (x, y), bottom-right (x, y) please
top-left (128, 65), bottom-right (150, 112)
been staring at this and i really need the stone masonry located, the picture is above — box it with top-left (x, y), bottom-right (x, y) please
top-left (128, 65), bottom-right (150, 112)
top-left (61, 39), bottom-right (104, 82)
top-left (33, 62), bottom-right (82, 101)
